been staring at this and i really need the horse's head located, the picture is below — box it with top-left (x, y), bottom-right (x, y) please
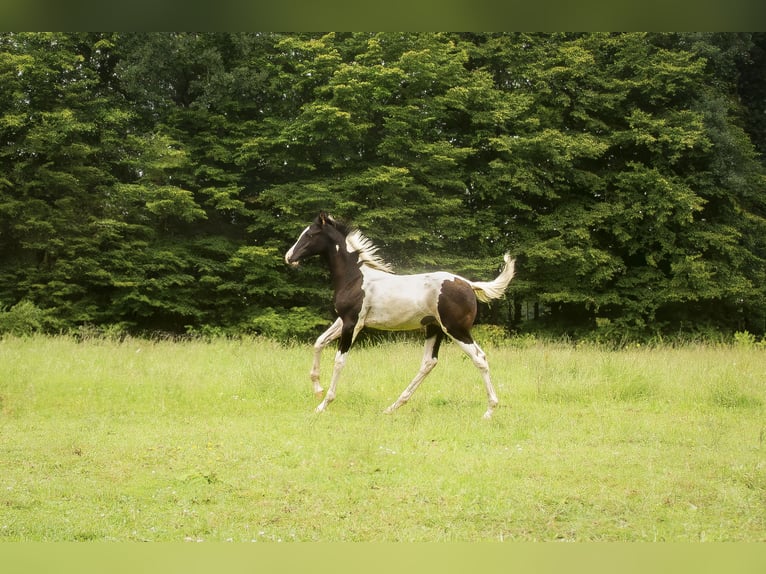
top-left (284, 212), bottom-right (344, 266)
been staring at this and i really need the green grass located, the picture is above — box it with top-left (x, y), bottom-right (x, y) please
top-left (1, 335), bottom-right (764, 541)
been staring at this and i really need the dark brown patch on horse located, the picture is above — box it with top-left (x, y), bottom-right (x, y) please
top-left (437, 278), bottom-right (477, 344)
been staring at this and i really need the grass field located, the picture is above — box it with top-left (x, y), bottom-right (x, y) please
top-left (1, 335), bottom-right (764, 541)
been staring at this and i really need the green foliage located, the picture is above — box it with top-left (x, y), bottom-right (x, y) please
top-left (1, 33), bottom-right (765, 342)
top-left (0, 300), bottom-right (55, 335)
top-left (733, 330), bottom-right (766, 349)
top-left (470, 324), bottom-right (510, 348)
top-left (242, 306), bottom-right (329, 342)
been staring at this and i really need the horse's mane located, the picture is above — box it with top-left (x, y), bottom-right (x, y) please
top-left (345, 229), bottom-right (394, 273)
top-left (327, 217), bottom-right (391, 273)
top-left (324, 214), bottom-right (393, 272)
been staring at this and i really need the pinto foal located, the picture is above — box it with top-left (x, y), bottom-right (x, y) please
top-left (285, 212), bottom-right (515, 419)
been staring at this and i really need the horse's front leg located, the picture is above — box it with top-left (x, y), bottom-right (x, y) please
top-left (315, 321), bottom-right (357, 413)
top-left (311, 317), bottom-right (343, 397)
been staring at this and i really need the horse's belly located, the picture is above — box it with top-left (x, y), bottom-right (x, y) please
top-left (364, 311), bottom-right (430, 331)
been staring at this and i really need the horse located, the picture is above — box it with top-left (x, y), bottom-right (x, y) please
top-left (284, 212), bottom-right (516, 419)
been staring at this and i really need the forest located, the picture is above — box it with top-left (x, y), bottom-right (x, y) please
top-left (1, 32), bottom-right (765, 342)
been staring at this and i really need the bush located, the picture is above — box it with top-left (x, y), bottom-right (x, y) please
top-left (0, 301), bottom-right (53, 336)
top-left (734, 330), bottom-right (757, 347)
top-left (243, 307), bottom-right (330, 343)
top-left (471, 324), bottom-right (510, 348)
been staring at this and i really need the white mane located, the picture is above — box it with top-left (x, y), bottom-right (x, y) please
top-left (345, 230), bottom-right (394, 273)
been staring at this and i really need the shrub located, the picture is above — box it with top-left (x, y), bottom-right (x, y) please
top-left (243, 307), bottom-right (329, 343)
top-left (733, 330), bottom-right (758, 348)
top-left (0, 301), bottom-right (53, 336)
top-left (471, 324), bottom-right (510, 348)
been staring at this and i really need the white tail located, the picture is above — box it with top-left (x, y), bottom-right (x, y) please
top-left (469, 253), bottom-right (515, 303)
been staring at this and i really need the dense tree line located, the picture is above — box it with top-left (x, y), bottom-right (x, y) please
top-left (1, 32), bottom-right (765, 342)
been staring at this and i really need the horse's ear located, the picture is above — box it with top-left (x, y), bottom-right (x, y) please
top-left (318, 211), bottom-right (336, 227)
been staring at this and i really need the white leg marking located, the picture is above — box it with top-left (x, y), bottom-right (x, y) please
top-left (384, 335), bottom-right (439, 414)
top-left (315, 349), bottom-right (347, 412)
top-left (455, 340), bottom-right (498, 419)
top-left (311, 318), bottom-right (343, 397)
top-left (315, 320), bottom-right (363, 413)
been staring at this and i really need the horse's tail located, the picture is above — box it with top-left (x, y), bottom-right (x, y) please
top-left (469, 253), bottom-right (516, 303)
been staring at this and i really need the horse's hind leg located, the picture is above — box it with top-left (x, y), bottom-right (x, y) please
top-left (311, 317), bottom-right (343, 397)
top-left (454, 338), bottom-right (498, 419)
top-left (384, 325), bottom-right (444, 414)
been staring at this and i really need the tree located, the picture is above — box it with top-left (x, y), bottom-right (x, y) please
top-left (464, 33), bottom-right (766, 339)
top-left (0, 33), bottom-right (214, 332)
top-left (1, 33), bottom-right (764, 341)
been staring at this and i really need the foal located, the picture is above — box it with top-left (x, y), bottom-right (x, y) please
top-left (285, 212), bottom-right (515, 419)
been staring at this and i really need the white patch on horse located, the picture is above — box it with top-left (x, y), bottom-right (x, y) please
top-left (358, 269), bottom-right (447, 331)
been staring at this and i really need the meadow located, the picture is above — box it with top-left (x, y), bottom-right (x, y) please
top-left (1, 334), bottom-right (764, 541)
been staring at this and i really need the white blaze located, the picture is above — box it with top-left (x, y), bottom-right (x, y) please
top-left (285, 226), bottom-right (310, 266)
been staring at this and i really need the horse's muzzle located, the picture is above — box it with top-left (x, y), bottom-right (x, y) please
top-left (285, 251), bottom-right (300, 267)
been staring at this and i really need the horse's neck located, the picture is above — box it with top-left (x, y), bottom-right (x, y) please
top-left (325, 245), bottom-right (362, 293)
